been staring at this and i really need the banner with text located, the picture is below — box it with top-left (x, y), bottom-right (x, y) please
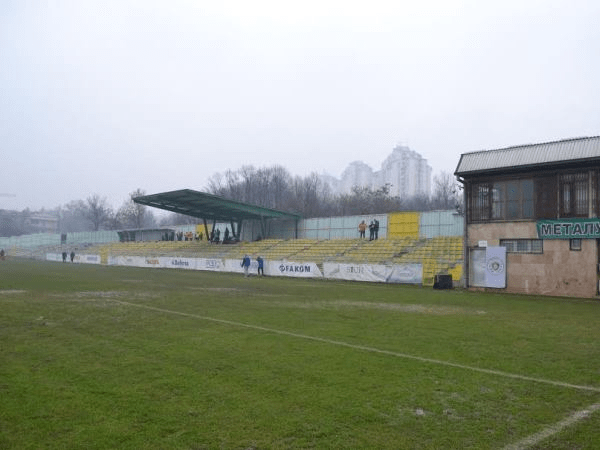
top-left (196, 258), bottom-right (224, 272)
top-left (223, 259), bottom-right (322, 277)
top-left (46, 253), bottom-right (101, 264)
top-left (324, 263), bottom-right (422, 284)
top-left (159, 257), bottom-right (197, 270)
top-left (270, 261), bottom-right (323, 278)
top-left (108, 255), bottom-right (161, 268)
top-left (537, 218), bottom-right (600, 239)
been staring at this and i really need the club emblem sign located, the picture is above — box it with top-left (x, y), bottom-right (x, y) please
top-left (485, 246), bottom-right (507, 288)
top-left (487, 257), bottom-right (504, 275)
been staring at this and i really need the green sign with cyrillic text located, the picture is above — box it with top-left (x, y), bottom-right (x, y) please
top-left (537, 218), bottom-right (600, 239)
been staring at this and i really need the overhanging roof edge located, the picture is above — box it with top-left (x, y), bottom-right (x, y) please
top-left (133, 189), bottom-right (301, 221)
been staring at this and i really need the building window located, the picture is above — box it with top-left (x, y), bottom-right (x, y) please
top-left (559, 172), bottom-right (588, 217)
top-left (470, 183), bottom-right (491, 222)
top-left (570, 238), bottom-right (582, 251)
top-left (500, 239), bottom-right (543, 254)
top-left (470, 179), bottom-right (534, 222)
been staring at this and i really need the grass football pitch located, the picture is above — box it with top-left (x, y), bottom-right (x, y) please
top-left (1, 258), bottom-right (599, 449)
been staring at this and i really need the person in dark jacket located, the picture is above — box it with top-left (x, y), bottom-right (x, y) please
top-left (256, 256), bottom-right (264, 276)
top-left (241, 255), bottom-right (251, 277)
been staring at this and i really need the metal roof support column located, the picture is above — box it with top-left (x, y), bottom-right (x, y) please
top-left (457, 176), bottom-right (469, 288)
top-left (237, 220), bottom-right (243, 240)
top-left (202, 218), bottom-right (210, 242)
top-left (260, 216), bottom-right (267, 240)
top-left (230, 220), bottom-right (238, 240)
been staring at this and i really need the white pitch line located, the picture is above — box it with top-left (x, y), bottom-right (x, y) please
top-left (113, 300), bottom-right (600, 393)
top-left (503, 403), bottom-right (600, 450)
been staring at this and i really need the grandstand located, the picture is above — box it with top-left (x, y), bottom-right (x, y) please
top-left (2, 208), bottom-right (464, 287)
top-left (75, 235), bottom-right (463, 286)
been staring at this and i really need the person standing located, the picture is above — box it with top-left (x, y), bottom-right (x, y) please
top-left (70, 250), bottom-right (75, 263)
top-left (358, 220), bottom-right (366, 239)
top-left (62, 251), bottom-right (67, 263)
top-left (241, 254), bottom-right (251, 277)
top-left (374, 219), bottom-right (379, 240)
top-left (256, 256), bottom-right (264, 276)
top-left (369, 220), bottom-right (375, 241)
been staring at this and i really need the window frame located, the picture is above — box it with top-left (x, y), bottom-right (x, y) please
top-left (559, 172), bottom-right (589, 218)
top-left (469, 178), bottom-right (535, 223)
top-left (499, 239), bottom-right (544, 254)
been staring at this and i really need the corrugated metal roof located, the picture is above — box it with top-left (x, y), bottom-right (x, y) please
top-left (454, 136), bottom-right (600, 176)
top-left (134, 189), bottom-right (301, 221)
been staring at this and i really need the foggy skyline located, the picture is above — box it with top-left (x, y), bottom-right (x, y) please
top-left (2, 0), bottom-right (599, 211)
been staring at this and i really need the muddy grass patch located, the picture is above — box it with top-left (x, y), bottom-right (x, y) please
top-left (262, 299), bottom-right (486, 315)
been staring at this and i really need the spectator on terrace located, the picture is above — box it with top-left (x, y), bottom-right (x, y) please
top-left (374, 219), bottom-right (379, 240)
top-left (369, 220), bottom-right (375, 241)
top-left (224, 227), bottom-right (230, 242)
top-left (358, 220), bottom-right (367, 239)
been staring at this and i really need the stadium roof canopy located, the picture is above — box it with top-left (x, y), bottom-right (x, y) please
top-left (133, 189), bottom-right (301, 222)
top-left (455, 136), bottom-right (600, 177)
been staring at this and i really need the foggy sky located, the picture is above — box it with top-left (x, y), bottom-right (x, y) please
top-left (2, 0), bottom-right (599, 211)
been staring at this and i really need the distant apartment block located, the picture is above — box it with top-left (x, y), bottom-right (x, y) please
top-left (25, 214), bottom-right (59, 234)
top-left (321, 144), bottom-right (432, 198)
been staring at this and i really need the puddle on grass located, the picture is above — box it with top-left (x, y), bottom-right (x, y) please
top-left (0, 290), bottom-right (27, 295)
top-left (187, 287), bottom-right (245, 292)
top-left (263, 299), bottom-right (486, 316)
top-left (75, 291), bottom-right (126, 298)
top-left (45, 291), bottom-right (159, 303)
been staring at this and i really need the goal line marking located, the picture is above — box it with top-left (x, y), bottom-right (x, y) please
top-left (503, 403), bottom-right (600, 450)
top-left (113, 300), bottom-right (600, 393)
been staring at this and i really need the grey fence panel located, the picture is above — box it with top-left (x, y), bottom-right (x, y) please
top-left (420, 211), bottom-right (463, 238)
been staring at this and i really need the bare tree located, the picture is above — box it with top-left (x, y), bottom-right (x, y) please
top-left (84, 194), bottom-right (113, 231)
top-left (57, 200), bottom-right (88, 232)
top-left (0, 209), bottom-right (25, 236)
top-left (336, 184), bottom-right (403, 216)
top-left (206, 172), bottom-right (226, 196)
top-left (431, 171), bottom-right (461, 210)
top-left (203, 164), bottom-right (463, 219)
top-left (159, 212), bottom-right (198, 226)
top-left (116, 188), bottom-right (155, 229)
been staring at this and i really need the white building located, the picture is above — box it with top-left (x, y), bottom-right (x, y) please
top-left (322, 144), bottom-right (431, 198)
top-left (340, 161), bottom-right (374, 193)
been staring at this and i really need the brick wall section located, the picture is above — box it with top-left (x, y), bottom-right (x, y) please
top-left (468, 222), bottom-right (597, 298)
